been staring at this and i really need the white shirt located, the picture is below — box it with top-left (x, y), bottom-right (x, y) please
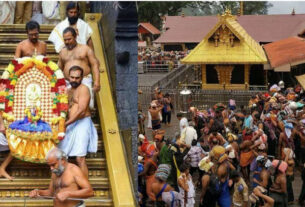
top-left (179, 117), bottom-right (189, 132)
top-left (181, 126), bottom-right (197, 146)
top-left (48, 18), bottom-right (93, 53)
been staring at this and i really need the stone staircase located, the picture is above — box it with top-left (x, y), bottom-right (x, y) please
top-left (0, 24), bottom-right (113, 206)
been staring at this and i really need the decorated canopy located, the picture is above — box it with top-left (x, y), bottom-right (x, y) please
top-left (0, 56), bottom-right (68, 163)
top-left (181, 10), bottom-right (268, 65)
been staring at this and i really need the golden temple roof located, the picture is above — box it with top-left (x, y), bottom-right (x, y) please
top-left (181, 10), bottom-right (268, 64)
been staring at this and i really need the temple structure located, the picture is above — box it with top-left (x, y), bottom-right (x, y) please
top-left (181, 10), bottom-right (267, 90)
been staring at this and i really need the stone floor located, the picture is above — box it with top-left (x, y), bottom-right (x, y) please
top-left (138, 72), bottom-right (168, 87)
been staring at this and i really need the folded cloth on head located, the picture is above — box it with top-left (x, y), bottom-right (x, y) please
top-left (270, 84), bottom-right (280, 92)
top-left (198, 156), bottom-right (214, 172)
top-left (272, 160), bottom-right (288, 173)
top-left (155, 164), bottom-right (171, 181)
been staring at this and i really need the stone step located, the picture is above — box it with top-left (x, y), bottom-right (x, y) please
top-left (0, 197), bottom-right (113, 207)
top-left (0, 24), bottom-right (54, 33)
top-left (0, 24), bottom-right (114, 206)
top-left (0, 33), bottom-right (51, 42)
top-left (0, 189), bottom-right (111, 200)
top-left (4, 158), bottom-right (107, 178)
top-left (3, 158), bottom-right (106, 170)
top-left (0, 43), bottom-right (56, 54)
top-left (0, 151), bottom-right (104, 159)
top-left (0, 177), bottom-right (109, 190)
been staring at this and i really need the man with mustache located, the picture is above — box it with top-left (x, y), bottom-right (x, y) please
top-left (15, 21), bottom-right (46, 58)
top-left (29, 147), bottom-right (94, 207)
top-left (0, 20), bottom-right (47, 180)
top-left (58, 27), bottom-right (100, 108)
top-left (48, 1), bottom-right (93, 53)
top-left (57, 65), bottom-right (98, 178)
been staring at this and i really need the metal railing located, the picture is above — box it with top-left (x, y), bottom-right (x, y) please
top-left (138, 88), bottom-right (267, 112)
top-left (141, 60), bottom-right (180, 72)
top-left (150, 64), bottom-right (194, 89)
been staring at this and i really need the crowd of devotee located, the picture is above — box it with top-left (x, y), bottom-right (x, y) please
top-left (138, 83), bottom-right (305, 207)
top-left (0, 2), bottom-right (100, 206)
top-left (138, 47), bottom-right (189, 71)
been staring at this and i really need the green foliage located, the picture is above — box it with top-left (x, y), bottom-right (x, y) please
top-left (137, 1), bottom-right (273, 30)
top-left (188, 1), bottom-right (273, 15)
top-left (137, 1), bottom-right (191, 29)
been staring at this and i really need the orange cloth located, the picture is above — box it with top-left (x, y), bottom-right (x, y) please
top-left (240, 151), bottom-right (254, 167)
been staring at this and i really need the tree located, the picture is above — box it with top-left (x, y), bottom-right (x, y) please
top-left (187, 1), bottom-right (273, 15)
top-left (137, 2), bottom-right (191, 30)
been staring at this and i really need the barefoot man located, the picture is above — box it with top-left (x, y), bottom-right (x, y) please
top-left (58, 27), bottom-right (100, 109)
top-left (58, 65), bottom-right (98, 178)
top-left (0, 20), bottom-right (47, 180)
top-left (29, 147), bottom-right (94, 207)
top-left (15, 20), bottom-right (46, 58)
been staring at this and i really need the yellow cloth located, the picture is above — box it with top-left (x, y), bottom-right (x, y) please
top-left (210, 145), bottom-right (226, 160)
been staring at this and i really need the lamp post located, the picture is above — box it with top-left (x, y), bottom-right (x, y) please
top-left (180, 88), bottom-right (192, 119)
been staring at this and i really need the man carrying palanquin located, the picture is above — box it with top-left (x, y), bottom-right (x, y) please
top-left (0, 20), bottom-right (47, 180)
top-left (58, 65), bottom-right (98, 178)
top-left (15, 21), bottom-right (47, 58)
top-left (29, 147), bottom-right (94, 207)
top-left (58, 27), bottom-right (100, 109)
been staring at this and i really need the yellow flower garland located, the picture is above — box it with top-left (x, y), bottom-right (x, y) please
top-left (25, 107), bottom-right (43, 122)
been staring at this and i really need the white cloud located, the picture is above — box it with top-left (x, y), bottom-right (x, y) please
top-left (268, 1), bottom-right (305, 14)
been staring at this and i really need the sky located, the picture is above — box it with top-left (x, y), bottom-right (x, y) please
top-left (268, 1), bottom-right (305, 14)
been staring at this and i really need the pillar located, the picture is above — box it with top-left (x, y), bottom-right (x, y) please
top-left (245, 64), bottom-right (250, 89)
top-left (201, 64), bottom-right (206, 89)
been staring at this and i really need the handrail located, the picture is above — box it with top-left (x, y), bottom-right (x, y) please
top-left (85, 13), bottom-right (136, 207)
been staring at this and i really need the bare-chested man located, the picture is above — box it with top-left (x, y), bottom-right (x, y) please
top-left (0, 20), bottom-right (47, 180)
top-left (269, 160), bottom-right (288, 207)
top-left (15, 21), bottom-right (46, 58)
top-left (58, 27), bottom-right (100, 111)
top-left (139, 151), bottom-right (158, 200)
top-left (253, 156), bottom-right (271, 190)
top-left (58, 66), bottom-right (98, 178)
top-left (148, 102), bottom-right (163, 130)
top-left (29, 147), bottom-right (94, 207)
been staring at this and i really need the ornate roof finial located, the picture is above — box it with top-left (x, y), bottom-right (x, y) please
top-left (291, 8), bottom-right (295, 15)
top-left (219, 8), bottom-right (236, 21)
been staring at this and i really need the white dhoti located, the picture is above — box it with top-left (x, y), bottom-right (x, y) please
top-left (0, 2), bottom-right (16, 24)
top-left (0, 133), bottom-right (9, 152)
top-left (66, 74), bottom-right (95, 109)
top-left (58, 117), bottom-right (98, 157)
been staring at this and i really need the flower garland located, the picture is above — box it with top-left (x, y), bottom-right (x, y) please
top-left (25, 107), bottom-right (43, 123)
top-left (0, 56), bottom-right (68, 140)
